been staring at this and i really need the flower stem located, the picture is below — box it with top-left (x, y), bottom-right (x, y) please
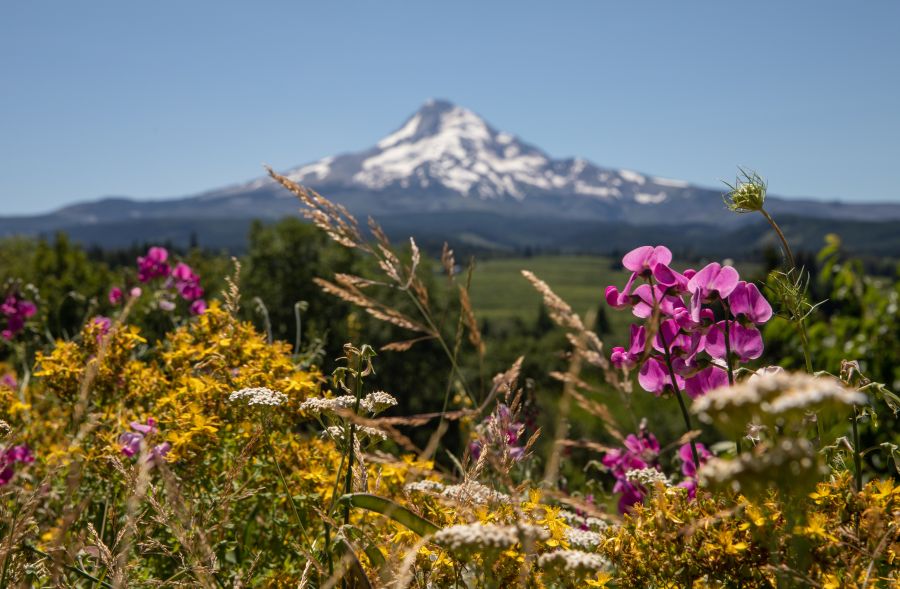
top-left (662, 342), bottom-right (699, 468)
top-left (797, 320), bottom-right (814, 373)
top-left (851, 405), bottom-right (863, 493)
top-left (760, 208), bottom-right (796, 269)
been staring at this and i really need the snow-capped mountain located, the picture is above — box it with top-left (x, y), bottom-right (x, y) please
top-left (3, 99), bottom-right (900, 252)
top-left (218, 99), bottom-right (691, 210)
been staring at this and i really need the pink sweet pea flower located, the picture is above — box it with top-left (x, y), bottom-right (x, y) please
top-left (602, 431), bottom-right (661, 512)
top-left (630, 284), bottom-right (685, 319)
top-left (119, 419), bottom-right (170, 463)
top-left (704, 321), bottom-right (764, 362)
top-left (108, 287), bottom-right (124, 305)
top-left (1, 293), bottom-right (37, 340)
top-left (728, 281), bottom-right (773, 324)
top-left (137, 247), bottom-right (171, 283)
top-left (189, 299), bottom-right (207, 315)
top-left (611, 325), bottom-right (646, 370)
top-left (638, 356), bottom-right (685, 396)
top-left (684, 366), bottom-right (729, 399)
top-left (0, 444), bottom-right (35, 486)
top-left (606, 245), bottom-right (677, 309)
top-left (687, 263), bottom-right (740, 322)
top-left (677, 442), bottom-right (711, 498)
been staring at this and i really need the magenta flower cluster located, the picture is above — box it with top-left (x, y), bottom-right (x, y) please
top-left (606, 245), bottom-right (772, 399)
top-left (110, 246), bottom-right (206, 315)
top-left (0, 444), bottom-right (34, 486)
top-left (677, 442), bottom-right (711, 498)
top-left (119, 418), bottom-right (171, 463)
top-left (601, 430), bottom-right (660, 513)
top-left (1, 291), bottom-right (37, 340)
top-left (469, 403), bottom-right (527, 462)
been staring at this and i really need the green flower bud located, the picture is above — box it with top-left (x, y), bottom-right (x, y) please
top-left (724, 168), bottom-right (767, 213)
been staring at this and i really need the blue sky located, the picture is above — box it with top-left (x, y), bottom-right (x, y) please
top-left (1, 1), bottom-right (898, 214)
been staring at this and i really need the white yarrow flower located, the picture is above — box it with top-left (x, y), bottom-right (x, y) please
top-left (538, 549), bottom-right (611, 574)
top-left (228, 387), bottom-right (287, 407)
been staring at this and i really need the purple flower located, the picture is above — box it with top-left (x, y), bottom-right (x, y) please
top-left (602, 431), bottom-right (661, 513)
top-left (638, 356), bottom-right (685, 396)
top-left (728, 281), bottom-right (773, 324)
top-left (0, 444), bottom-right (35, 486)
top-left (705, 321), bottom-right (764, 363)
top-left (108, 287), bottom-right (124, 305)
top-left (677, 442), bottom-right (711, 498)
top-left (119, 418), bottom-right (169, 464)
top-left (1, 293), bottom-right (37, 340)
top-left (687, 263), bottom-right (740, 322)
top-left (611, 325), bottom-right (646, 370)
top-left (171, 263), bottom-right (204, 301)
top-left (189, 299), bottom-right (207, 315)
top-left (137, 247), bottom-right (171, 283)
top-left (684, 366), bottom-right (729, 399)
top-left (92, 316), bottom-right (112, 341)
top-left (1, 373), bottom-right (16, 390)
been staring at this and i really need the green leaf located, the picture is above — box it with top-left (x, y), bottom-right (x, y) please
top-left (340, 493), bottom-right (439, 536)
top-left (861, 382), bottom-right (900, 416)
top-left (335, 537), bottom-right (373, 589)
top-left (881, 442), bottom-right (900, 475)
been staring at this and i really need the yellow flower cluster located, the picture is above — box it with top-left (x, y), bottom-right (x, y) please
top-left (599, 473), bottom-right (900, 588)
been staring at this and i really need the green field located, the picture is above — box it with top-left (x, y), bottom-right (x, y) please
top-left (468, 255), bottom-right (635, 336)
top-left (468, 254), bottom-right (763, 335)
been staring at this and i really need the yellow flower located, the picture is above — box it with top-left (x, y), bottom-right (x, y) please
top-left (586, 572), bottom-right (614, 587)
top-left (796, 513), bottom-right (838, 542)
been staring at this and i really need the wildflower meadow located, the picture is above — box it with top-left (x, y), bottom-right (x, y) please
top-left (0, 169), bottom-right (898, 588)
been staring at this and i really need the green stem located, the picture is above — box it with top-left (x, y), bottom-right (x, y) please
top-left (797, 320), bottom-right (814, 373)
top-left (662, 340), bottom-right (700, 468)
top-left (343, 353), bottom-right (365, 526)
top-left (404, 290), bottom-right (476, 404)
top-left (760, 208), bottom-right (796, 270)
top-left (851, 405), bottom-right (863, 493)
top-left (264, 432), bottom-right (308, 544)
top-left (22, 544), bottom-right (113, 589)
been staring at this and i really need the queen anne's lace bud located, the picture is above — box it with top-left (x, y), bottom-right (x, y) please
top-left (724, 170), bottom-right (767, 213)
top-left (228, 387), bottom-right (287, 407)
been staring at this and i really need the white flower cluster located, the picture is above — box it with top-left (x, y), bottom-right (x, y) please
top-left (537, 549), bottom-right (610, 573)
top-left (694, 371), bottom-right (865, 419)
top-left (559, 510), bottom-right (608, 532)
top-left (440, 480), bottom-right (511, 505)
top-left (404, 480), bottom-right (446, 494)
top-left (564, 528), bottom-right (604, 550)
top-left (321, 425), bottom-right (387, 443)
top-left (432, 523), bottom-right (548, 553)
top-left (299, 391), bottom-right (397, 416)
top-left (228, 387), bottom-right (287, 407)
top-left (625, 467), bottom-right (671, 487)
top-left (694, 371), bottom-right (867, 440)
top-left (299, 395), bottom-right (358, 414)
top-left (699, 438), bottom-right (821, 492)
top-left (360, 390), bottom-right (398, 414)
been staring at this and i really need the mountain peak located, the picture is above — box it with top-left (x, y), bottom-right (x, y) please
top-left (377, 99), bottom-right (492, 150)
top-left (274, 100), bottom-right (686, 204)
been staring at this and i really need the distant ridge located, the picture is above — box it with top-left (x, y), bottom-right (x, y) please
top-left (2, 100), bottom-right (899, 255)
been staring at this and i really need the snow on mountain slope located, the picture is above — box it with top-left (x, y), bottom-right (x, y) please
top-left (222, 99), bottom-right (686, 206)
